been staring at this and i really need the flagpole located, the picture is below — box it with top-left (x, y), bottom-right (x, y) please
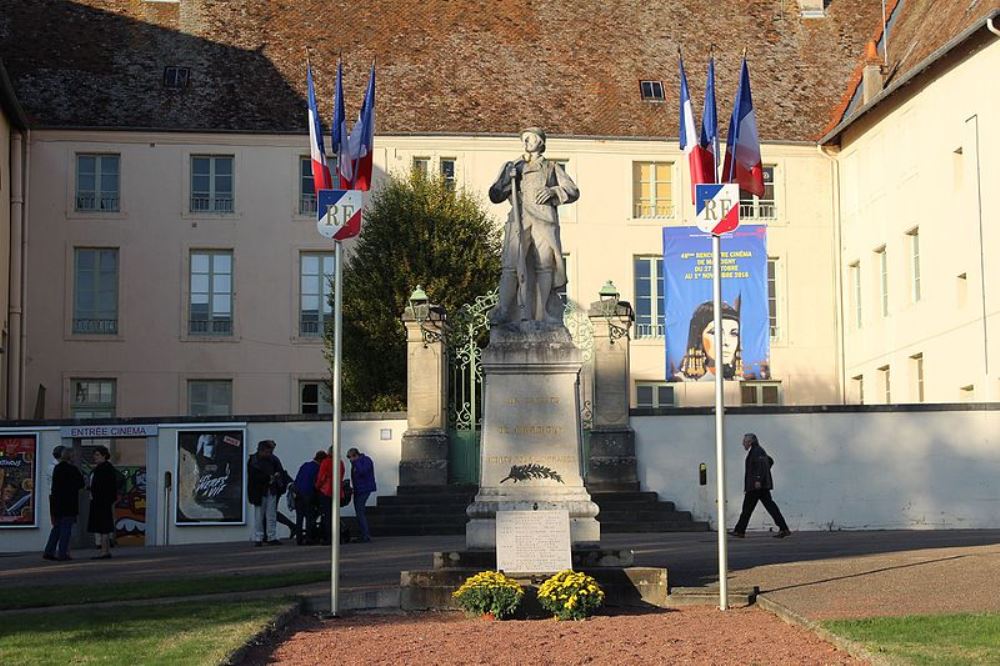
top-left (330, 238), bottom-right (343, 616)
top-left (711, 49), bottom-right (728, 612)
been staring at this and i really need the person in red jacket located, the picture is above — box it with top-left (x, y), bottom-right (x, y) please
top-left (314, 448), bottom-right (345, 545)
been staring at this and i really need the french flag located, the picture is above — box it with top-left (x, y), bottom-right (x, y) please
top-left (678, 56), bottom-right (706, 205)
top-left (722, 57), bottom-right (765, 197)
top-left (331, 59), bottom-right (351, 189)
top-left (347, 62), bottom-right (376, 192)
top-left (696, 57), bottom-right (719, 185)
top-left (306, 63), bottom-right (332, 193)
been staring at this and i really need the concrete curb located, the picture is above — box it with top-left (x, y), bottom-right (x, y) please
top-left (755, 594), bottom-right (892, 666)
top-left (220, 600), bottom-right (303, 666)
top-left (302, 585), bottom-right (402, 613)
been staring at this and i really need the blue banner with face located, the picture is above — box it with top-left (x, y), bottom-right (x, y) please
top-left (662, 224), bottom-right (770, 382)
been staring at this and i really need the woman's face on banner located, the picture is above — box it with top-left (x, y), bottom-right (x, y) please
top-left (701, 317), bottom-right (740, 367)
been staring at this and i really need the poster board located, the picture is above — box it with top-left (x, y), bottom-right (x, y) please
top-left (0, 434), bottom-right (39, 529)
top-left (174, 429), bottom-right (246, 526)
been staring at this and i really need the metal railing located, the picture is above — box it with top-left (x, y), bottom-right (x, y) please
top-left (739, 201), bottom-right (776, 219)
top-left (188, 318), bottom-right (232, 335)
top-left (72, 318), bottom-right (118, 335)
top-left (634, 322), bottom-right (665, 339)
top-left (190, 196), bottom-right (234, 213)
top-left (299, 316), bottom-right (331, 336)
top-left (633, 203), bottom-right (675, 219)
top-left (300, 195), bottom-right (317, 215)
top-left (75, 195), bottom-right (120, 212)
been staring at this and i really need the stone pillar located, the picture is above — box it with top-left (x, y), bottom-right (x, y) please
top-left (399, 302), bottom-right (449, 487)
top-left (587, 300), bottom-right (639, 492)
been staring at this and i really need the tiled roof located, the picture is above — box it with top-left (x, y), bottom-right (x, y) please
top-left (1, 0), bottom-right (888, 141)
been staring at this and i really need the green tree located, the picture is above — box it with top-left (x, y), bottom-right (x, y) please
top-left (327, 172), bottom-right (502, 412)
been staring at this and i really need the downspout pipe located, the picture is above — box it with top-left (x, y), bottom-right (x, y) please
top-left (8, 129), bottom-right (25, 418)
top-left (987, 17), bottom-right (1000, 37)
top-left (817, 144), bottom-right (846, 404)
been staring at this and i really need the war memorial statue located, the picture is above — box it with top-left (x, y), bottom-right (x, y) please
top-left (466, 128), bottom-right (600, 550)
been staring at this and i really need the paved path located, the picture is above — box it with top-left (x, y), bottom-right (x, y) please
top-left (4, 530), bottom-right (999, 620)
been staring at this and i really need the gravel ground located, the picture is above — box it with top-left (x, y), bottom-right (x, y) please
top-left (244, 608), bottom-right (862, 665)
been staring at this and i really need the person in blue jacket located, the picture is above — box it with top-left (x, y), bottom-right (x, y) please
top-left (346, 447), bottom-right (376, 543)
top-left (292, 450), bottom-right (327, 545)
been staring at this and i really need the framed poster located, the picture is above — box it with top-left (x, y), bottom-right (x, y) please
top-left (175, 429), bottom-right (245, 526)
top-left (0, 434), bottom-right (39, 528)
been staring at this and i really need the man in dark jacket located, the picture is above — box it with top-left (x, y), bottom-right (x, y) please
top-left (347, 447), bottom-right (376, 543)
top-left (247, 440), bottom-right (289, 546)
top-left (731, 433), bottom-right (791, 538)
top-left (43, 447), bottom-right (85, 561)
top-left (292, 450), bottom-right (327, 544)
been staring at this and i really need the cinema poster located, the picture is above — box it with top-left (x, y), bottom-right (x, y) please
top-left (662, 224), bottom-right (770, 383)
top-left (0, 434), bottom-right (38, 528)
top-left (175, 429), bottom-right (245, 525)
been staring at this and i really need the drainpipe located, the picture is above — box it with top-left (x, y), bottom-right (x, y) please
top-left (817, 143), bottom-right (846, 404)
top-left (988, 17), bottom-right (1000, 37)
top-left (8, 129), bottom-right (25, 418)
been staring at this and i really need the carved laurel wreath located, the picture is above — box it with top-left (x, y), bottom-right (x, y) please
top-left (499, 464), bottom-right (564, 484)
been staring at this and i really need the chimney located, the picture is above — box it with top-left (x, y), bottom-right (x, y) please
top-left (797, 0), bottom-right (826, 18)
top-left (861, 40), bottom-right (885, 105)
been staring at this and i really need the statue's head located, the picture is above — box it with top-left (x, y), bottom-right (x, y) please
top-left (520, 127), bottom-right (546, 154)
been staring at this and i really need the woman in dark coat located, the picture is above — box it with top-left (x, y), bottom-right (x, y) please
top-left (87, 446), bottom-right (118, 559)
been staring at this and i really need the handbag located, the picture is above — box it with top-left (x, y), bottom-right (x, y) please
top-left (339, 479), bottom-right (353, 508)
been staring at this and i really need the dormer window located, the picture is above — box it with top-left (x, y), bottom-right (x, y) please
top-left (640, 80), bottom-right (665, 102)
top-left (164, 66), bottom-right (190, 89)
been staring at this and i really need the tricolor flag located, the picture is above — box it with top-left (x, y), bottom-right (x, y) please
top-left (331, 59), bottom-right (351, 189)
top-left (346, 61), bottom-right (376, 192)
top-left (678, 56), bottom-right (706, 204)
top-left (722, 57), bottom-right (765, 197)
top-left (306, 63), bottom-right (333, 193)
top-left (696, 57), bottom-right (719, 185)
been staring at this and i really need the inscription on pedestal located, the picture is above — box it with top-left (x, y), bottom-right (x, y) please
top-left (496, 510), bottom-right (572, 573)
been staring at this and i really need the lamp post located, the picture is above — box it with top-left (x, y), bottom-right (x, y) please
top-left (597, 280), bottom-right (633, 344)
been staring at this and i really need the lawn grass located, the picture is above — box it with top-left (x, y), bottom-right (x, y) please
top-left (4, 570), bottom-right (328, 610)
top-left (823, 612), bottom-right (1000, 665)
top-left (0, 598), bottom-right (294, 666)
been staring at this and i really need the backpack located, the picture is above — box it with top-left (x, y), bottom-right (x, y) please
top-left (340, 479), bottom-right (353, 508)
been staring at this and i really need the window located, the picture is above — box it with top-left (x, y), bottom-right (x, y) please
top-left (636, 383), bottom-right (674, 408)
top-left (632, 162), bottom-right (673, 218)
top-left (412, 157), bottom-right (430, 177)
top-left (188, 380), bottom-right (232, 416)
top-left (853, 375), bottom-right (864, 405)
top-left (300, 381), bottom-right (332, 414)
top-left (850, 261), bottom-right (862, 328)
top-left (75, 154), bottom-right (120, 212)
top-left (633, 256), bottom-right (664, 338)
top-left (191, 155), bottom-right (234, 213)
top-left (71, 379), bottom-right (116, 419)
top-left (73, 248), bottom-right (118, 335)
top-left (876, 246), bottom-right (888, 317)
top-left (767, 257), bottom-right (780, 339)
top-left (300, 252), bottom-right (335, 336)
top-left (163, 66), bottom-right (190, 89)
top-left (910, 353), bottom-right (924, 402)
top-left (440, 158), bottom-right (456, 190)
top-left (739, 166), bottom-right (775, 219)
top-left (639, 80), bottom-right (665, 101)
top-left (300, 157), bottom-right (316, 215)
top-left (189, 251), bottom-right (233, 335)
top-left (908, 228), bottom-right (921, 302)
top-left (879, 365), bottom-right (891, 403)
top-left (741, 382), bottom-right (781, 405)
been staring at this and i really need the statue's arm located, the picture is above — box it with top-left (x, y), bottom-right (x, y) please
top-left (489, 162), bottom-right (514, 204)
top-left (551, 163), bottom-right (580, 205)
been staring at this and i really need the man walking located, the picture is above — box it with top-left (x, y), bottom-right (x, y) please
top-left (247, 440), bottom-right (289, 546)
top-left (731, 433), bottom-right (791, 538)
top-left (43, 446), bottom-right (85, 561)
top-left (346, 447), bottom-right (376, 543)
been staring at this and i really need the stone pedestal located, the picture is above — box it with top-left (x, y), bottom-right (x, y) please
top-left (399, 303), bottom-right (449, 487)
top-left (587, 301), bottom-right (639, 492)
top-left (466, 323), bottom-right (600, 549)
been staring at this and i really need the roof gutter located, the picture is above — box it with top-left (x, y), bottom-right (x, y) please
top-left (0, 60), bottom-right (29, 129)
top-left (820, 10), bottom-right (1000, 146)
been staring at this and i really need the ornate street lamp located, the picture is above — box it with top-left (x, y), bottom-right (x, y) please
top-left (598, 280), bottom-right (633, 344)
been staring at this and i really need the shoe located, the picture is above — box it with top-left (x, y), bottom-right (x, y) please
top-left (42, 553), bottom-right (57, 561)
top-left (91, 553), bottom-right (112, 560)
top-left (728, 531), bottom-right (746, 538)
top-left (773, 529), bottom-right (792, 539)
top-left (253, 541), bottom-right (263, 547)
top-left (265, 539), bottom-right (282, 546)
top-left (55, 555), bottom-right (72, 561)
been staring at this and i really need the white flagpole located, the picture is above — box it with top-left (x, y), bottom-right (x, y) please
top-left (330, 238), bottom-right (343, 616)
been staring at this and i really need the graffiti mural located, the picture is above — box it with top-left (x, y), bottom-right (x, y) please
top-left (114, 466), bottom-right (146, 545)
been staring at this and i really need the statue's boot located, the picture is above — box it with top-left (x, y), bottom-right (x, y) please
top-left (490, 268), bottom-right (520, 324)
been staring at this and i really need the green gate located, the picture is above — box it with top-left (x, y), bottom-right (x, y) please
top-left (446, 292), bottom-right (595, 484)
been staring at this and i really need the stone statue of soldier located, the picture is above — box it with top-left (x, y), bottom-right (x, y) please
top-left (488, 127), bottom-right (579, 328)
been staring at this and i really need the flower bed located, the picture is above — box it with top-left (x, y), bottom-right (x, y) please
top-left (537, 570), bottom-right (605, 620)
top-left (451, 571), bottom-right (524, 620)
